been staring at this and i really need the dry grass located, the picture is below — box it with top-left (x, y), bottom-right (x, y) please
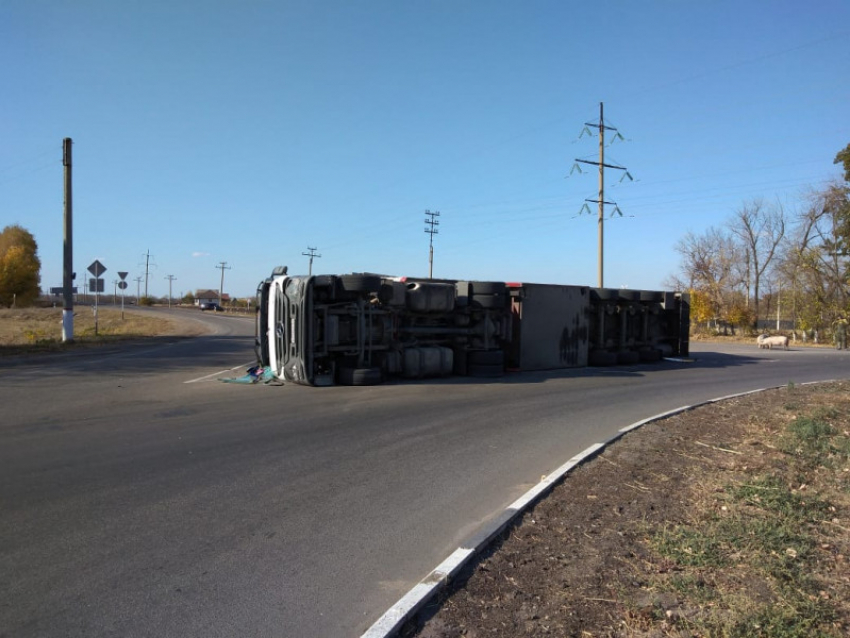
top-left (632, 386), bottom-right (850, 637)
top-left (0, 307), bottom-right (179, 355)
top-left (409, 383), bottom-right (850, 638)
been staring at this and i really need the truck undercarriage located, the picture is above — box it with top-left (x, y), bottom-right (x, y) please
top-left (256, 267), bottom-right (689, 386)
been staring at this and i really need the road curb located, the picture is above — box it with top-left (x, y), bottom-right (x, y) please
top-left (360, 380), bottom-right (832, 638)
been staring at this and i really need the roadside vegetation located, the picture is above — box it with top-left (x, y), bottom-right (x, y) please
top-left (668, 142), bottom-right (850, 342)
top-left (0, 307), bottom-right (178, 356)
top-left (408, 382), bottom-right (850, 637)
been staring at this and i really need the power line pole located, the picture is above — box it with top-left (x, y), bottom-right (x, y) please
top-left (572, 102), bottom-right (632, 288)
top-left (134, 276), bottom-right (143, 303)
top-left (302, 247), bottom-right (321, 276)
top-left (62, 137), bottom-right (74, 343)
top-left (139, 249), bottom-right (155, 298)
top-left (165, 275), bottom-right (177, 308)
top-left (424, 210), bottom-right (440, 279)
top-left (215, 261), bottom-right (231, 306)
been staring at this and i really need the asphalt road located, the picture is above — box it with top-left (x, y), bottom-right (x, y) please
top-left (2, 312), bottom-right (849, 638)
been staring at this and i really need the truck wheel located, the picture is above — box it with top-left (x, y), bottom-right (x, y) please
top-left (639, 291), bottom-right (663, 303)
top-left (588, 350), bottom-right (617, 366)
top-left (470, 281), bottom-right (506, 296)
top-left (469, 282), bottom-right (506, 310)
top-left (339, 275), bottom-right (381, 294)
top-left (468, 349), bottom-right (504, 366)
top-left (337, 366), bottom-right (383, 386)
top-left (591, 288), bottom-right (619, 302)
top-left (468, 363), bottom-right (504, 378)
top-left (616, 350), bottom-right (640, 365)
top-left (639, 347), bottom-right (662, 362)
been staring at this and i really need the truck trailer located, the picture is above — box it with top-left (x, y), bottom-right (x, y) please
top-left (255, 266), bottom-right (689, 386)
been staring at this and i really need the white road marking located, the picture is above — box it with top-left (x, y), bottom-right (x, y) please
top-left (184, 361), bottom-right (255, 384)
top-left (360, 380), bottom-right (838, 638)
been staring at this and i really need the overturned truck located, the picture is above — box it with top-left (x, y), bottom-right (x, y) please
top-left (255, 266), bottom-right (689, 386)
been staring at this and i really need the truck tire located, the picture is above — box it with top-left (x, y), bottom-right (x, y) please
top-left (339, 275), bottom-right (381, 294)
top-left (337, 366), bottom-right (383, 386)
top-left (588, 350), bottom-right (617, 366)
top-left (468, 363), bottom-right (504, 378)
top-left (470, 281), bottom-right (506, 296)
top-left (591, 288), bottom-right (619, 302)
top-left (639, 291), bottom-right (663, 303)
top-left (470, 281), bottom-right (507, 309)
top-left (468, 349), bottom-right (504, 366)
top-left (616, 350), bottom-right (640, 365)
top-left (639, 347), bottom-right (662, 362)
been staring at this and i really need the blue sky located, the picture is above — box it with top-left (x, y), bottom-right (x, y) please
top-left (2, 1), bottom-right (848, 298)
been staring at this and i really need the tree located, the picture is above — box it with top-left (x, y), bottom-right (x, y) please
top-left (774, 181), bottom-right (850, 331)
top-left (0, 225), bottom-right (41, 307)
top-left (730, 199), bottom-right (786, 327)
top-left (674, 228), bottom-right (742, 330)
top-left (835, 141), bottom-right (850, 183)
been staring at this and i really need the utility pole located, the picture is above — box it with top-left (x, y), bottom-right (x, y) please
top-left (134, 276), bottom-right (143, 303)
top-left (142, 249), bottom-right (153, 298)
top-left (424, 210), bottom-right (440, 279)
top-left (112, 279), bottom-right (118, 305)
top-left (62, 138), bottom-right (74, 343)
top-left (165, 275), bottom-right (177, 308)
top-left (215, 261), bottom-right (231, 307)
top-left (302, 247), bottom-right (321, 276)
top-left (572, 102), bottom-right (632, 288)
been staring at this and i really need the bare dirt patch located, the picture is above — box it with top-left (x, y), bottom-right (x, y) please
top-left (404, 382), bottom-right (850, 637)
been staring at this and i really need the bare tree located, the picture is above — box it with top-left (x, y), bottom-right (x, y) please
top-left (730, 199), bottom-right (786, 327)
top-left (674, 228), bottom-right (742, 329)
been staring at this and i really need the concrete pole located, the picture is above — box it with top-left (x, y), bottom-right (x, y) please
top-left (597, 102), bottom-right (605, 289)
top-left (216, 262), bottom-right (230, 306)
top-left (165, 275), bottom-right (176, 308)
top-left (62, 138), bottom-right (74, 342)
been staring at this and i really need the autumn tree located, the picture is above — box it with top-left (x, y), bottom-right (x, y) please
top-left (673, 228), bottom-right (742, 330)
top-left (670, 143), bottom-right (850, 336)
top-left (0, 225), bottom-right (41, 307)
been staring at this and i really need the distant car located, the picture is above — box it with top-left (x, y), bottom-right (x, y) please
top-left (199, 302), bottom-right (221, 311)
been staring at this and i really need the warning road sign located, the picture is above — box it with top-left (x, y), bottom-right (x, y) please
top-left (88, 260), bottom-right (107, 278)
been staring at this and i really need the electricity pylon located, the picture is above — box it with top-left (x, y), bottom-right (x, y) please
top-left (571, 102), bottom-right (633, 288)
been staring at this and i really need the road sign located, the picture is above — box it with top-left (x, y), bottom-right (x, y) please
top-left (88, 260), bottom-right (107, 278)
top-left (89, 278), bottom-right (105, 293)
top-left (118, 271), bottom-right (128, 281)
top-left (118, 281), bottom-right (128, 290)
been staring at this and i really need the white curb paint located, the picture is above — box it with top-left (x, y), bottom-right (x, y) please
top-left (360, 381), bottom-right (826, 638)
